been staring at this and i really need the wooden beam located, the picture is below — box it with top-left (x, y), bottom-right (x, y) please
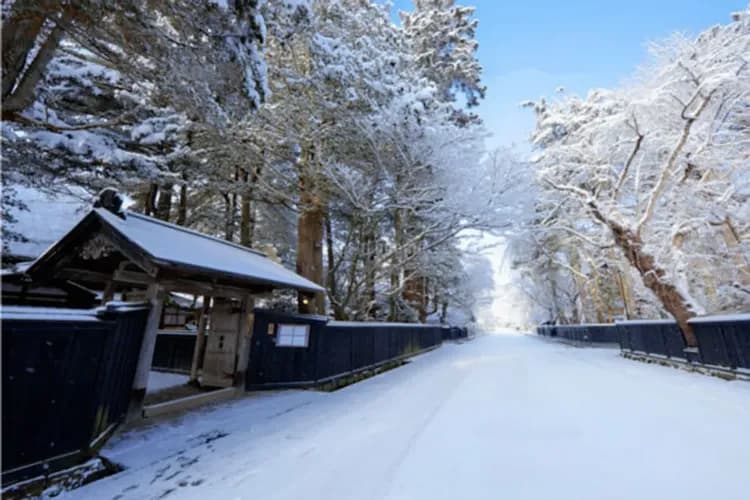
top-left (101, 281), bottom-right (116, 305)
top-left (60, 269), bottom-right (272, 298)
top-left (157, 279), bottom-right (267, 299)
top-left (58, 267), bottom-right (112, 283)
top-left (101, 261), bottom-right (132, 305)
top-left (189, 297), bottom-right (211, 383)
top-left (233, 295), bottom-right (255, 389)
top-left (113, 269), bottom-right (154, 286)
top-left (127, 283), bottom-right (165, 421)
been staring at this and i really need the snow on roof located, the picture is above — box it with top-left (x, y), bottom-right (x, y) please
top-left (688, 313), bottom-right (750, 324)
top-left (94, 208), bottom-right (324, 293)
top-left (1, 305), bottom-right (101, 322)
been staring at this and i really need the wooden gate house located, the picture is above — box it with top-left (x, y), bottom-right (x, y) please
top-left (18, 193), bottom-right (324, 419)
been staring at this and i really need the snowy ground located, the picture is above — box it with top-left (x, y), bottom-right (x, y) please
top-left (62, 334), bottom-right (750, 500)
top-left (146, 371), bottom-right (190, 394)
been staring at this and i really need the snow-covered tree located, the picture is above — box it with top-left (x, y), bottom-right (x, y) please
top-left (400, 0), bottom-right (486, 121)
top-left (2, 0), bottom-right (504, 325)
top-left (519, 9), bottom-right (750, 343)
top-left (2, 0), bottom-right (268, 215)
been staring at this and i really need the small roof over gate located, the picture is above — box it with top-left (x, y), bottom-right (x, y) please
top-left (27, 207), bottom-right (324, 295)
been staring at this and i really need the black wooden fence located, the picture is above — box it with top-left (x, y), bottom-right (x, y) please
top-left (689, 315), bottom-right (750, 370)
top-left (539, 314), bottom-right (750, 372)
top-left (442, 326), bottom-right (469, 341)
top-left (1, 303), bottom-right (149, 485)
top-left (246, 310), bottom-right (445, 389)
top-left (537, 323), bottom-right (618, 343)
top-left (617, 320), bottom-right (688, 360)
top-left (150, 320), bottom-right (467, 377)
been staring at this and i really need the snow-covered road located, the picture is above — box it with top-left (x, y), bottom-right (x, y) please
top-left (66, 334), bottom-right (750, 500)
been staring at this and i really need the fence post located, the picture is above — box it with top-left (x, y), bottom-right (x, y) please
top-left (127, 283), bottom-right (165, 421)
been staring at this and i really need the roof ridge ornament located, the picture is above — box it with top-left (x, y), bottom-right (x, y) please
top-left (93, 188), bottom-right (126, 220)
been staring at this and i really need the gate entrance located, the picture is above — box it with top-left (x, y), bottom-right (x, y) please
top-left (201, 298), bottom-right (242, 388)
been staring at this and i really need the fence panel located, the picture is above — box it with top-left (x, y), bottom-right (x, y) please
top-left (587, 325), bottom-right (619, 343)
top-left (246, 311), bottom-right (327, 387)
top-left (350, 329), bottom-right (376, 370)
top-left (690, 315), bottom-right (750, 370)
top-left (549, 324), bottom-right (616, 343)
top-left (246, 311), bottom-right (445, 389)
top-left (617, 320), bottom-right (676, 356)
top-left (317, 327), bottom-right (354, 380)
top-left (1, 304), bottom-right (148, 485)
top-left (722, 319), bottom-right (750, 369)
top-left (617, 324), bottom-right (631, 350)
top-left (94, 304), bottom-right (149, 433)
top-left (2, 319), bottom-right (111, 476)
top-left (660, 323), bottom-right (687, 360)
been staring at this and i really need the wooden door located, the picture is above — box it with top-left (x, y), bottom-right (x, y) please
top-left (201, 298), bottom-right (240, 388)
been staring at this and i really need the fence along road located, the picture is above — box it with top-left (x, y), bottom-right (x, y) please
top-left (68, 334), bottom-right (750, 500)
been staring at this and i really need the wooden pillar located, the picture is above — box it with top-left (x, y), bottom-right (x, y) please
top-left (189, 296), bottom-right (211, 383)
top-left (233, 295), bottom-right (255, 389)
top-left (127, 283), bottom-right (165, 421)
top-left (101, 281), bottom-right (116, 305)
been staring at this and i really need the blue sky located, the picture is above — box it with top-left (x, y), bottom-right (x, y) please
top-left (390, 0), bottom-right (748, 149)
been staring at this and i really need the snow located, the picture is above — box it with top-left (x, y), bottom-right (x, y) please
top-left (59, 334), bottom-right (750, 500)
top-left (1, 306), bottom-right (100, 322)
top-left (328, 321), bottom-right (443, 328)
top-left (146, 371), bottom-right (190, 394)
top-left (689, 313), bottom-right (750, 323)
top-left (615, 319), bottom-right (677, 325)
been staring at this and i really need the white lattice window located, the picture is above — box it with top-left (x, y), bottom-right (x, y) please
top-left (276, 324), bottom-right (310, 348)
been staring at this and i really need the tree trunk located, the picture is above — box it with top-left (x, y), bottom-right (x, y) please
top-left (572, 197), bottom-right (699, 344)
top-left (241, 161), bottom-right (263, 248)
top-left (144, 183), bottom-right (158, 216)
top-left (549, 273), bottom-right (560, 323)
top-left (325, 211), bottom-right (343, 317)
top-left (389, 208), bottom-right (403, 321)
top-left (440, 301), bottom-right (448, 324)
top-left (297, 203), bottom-right (325, 314)
top-left (239, 168), bottom-right (252, 247)
top-left (418, 277), bottom-right (428, 322)
top-left (223, 193), bottom-right (234, 241)
top-left (177, 182), bottom-right (187, 226)
top-left (362, 223), bottom-right (377, 318)
top-left (2, 1), bottom-right (48, 99)
top-left (136, 183), bottom-right (159, 216)
top-left (608, 220), bottom-right (698, 346)
top-left (155, 184), bottom-right (172, 221)
top-left (2, 1), bottom-right (68, 118)
top-left (296, 145), bottom-right (325, 314)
